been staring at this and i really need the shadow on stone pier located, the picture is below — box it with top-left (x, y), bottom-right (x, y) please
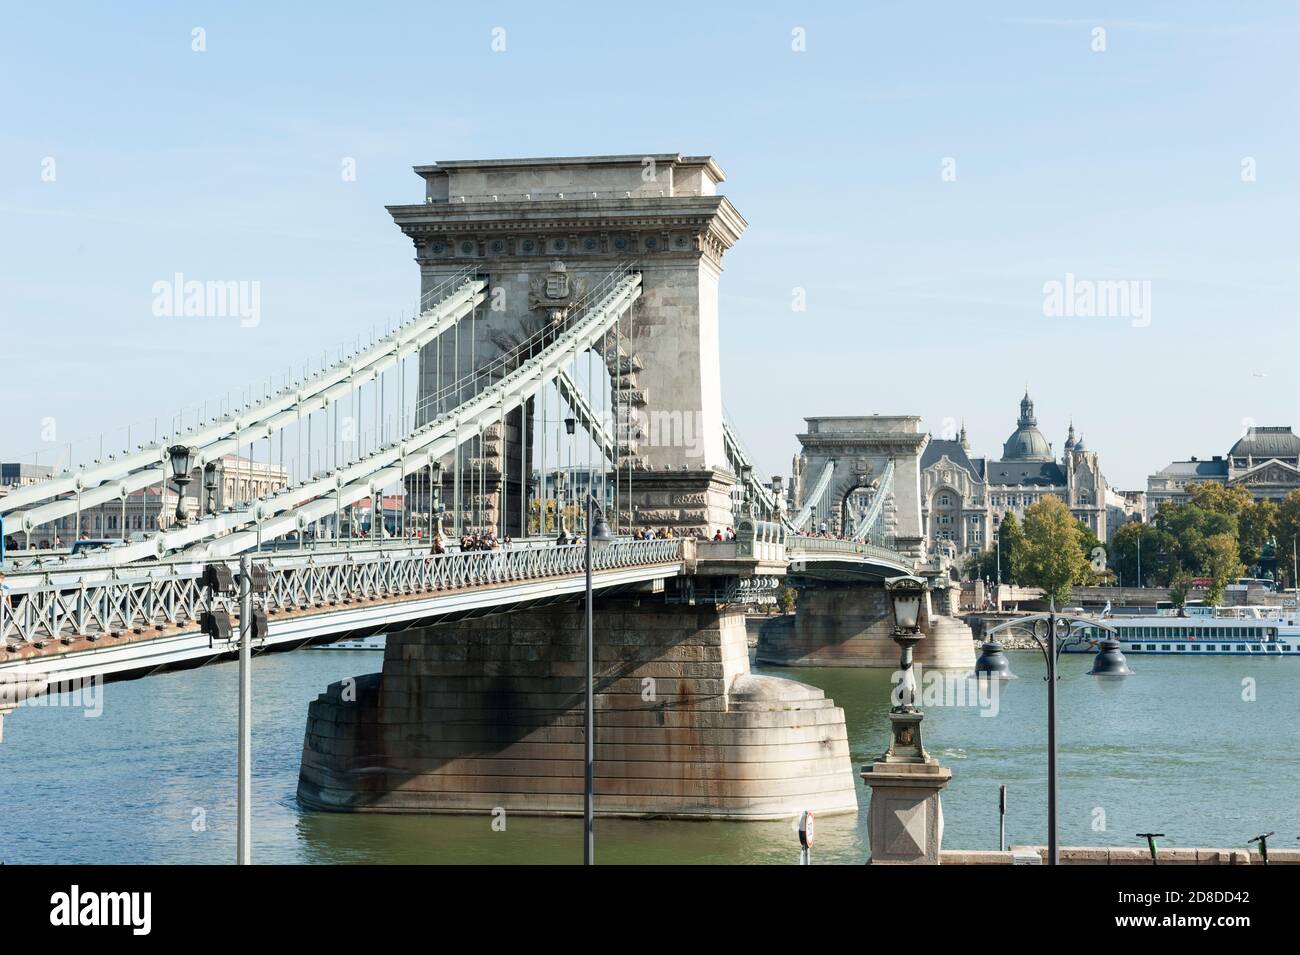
top-left (297, 598), bottom-right (859, 820)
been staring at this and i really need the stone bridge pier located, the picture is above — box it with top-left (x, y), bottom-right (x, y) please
top-left (298, 596), bottom-right (858, 819)
top-left (756, 579), bottom-right (976, 669)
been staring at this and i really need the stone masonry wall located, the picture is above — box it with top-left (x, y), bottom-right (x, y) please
top-left (756, 584), bottom-right (976, 669)
top-left (299, 598), bottom-right (858, 819)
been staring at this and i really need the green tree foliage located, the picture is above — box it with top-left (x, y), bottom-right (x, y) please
top-left (1187, 482), bottom-right (1276, 570)
top-left (1019, 496), bottom-right (1087, 606)
top-left (1202, 532), bottom-right (1245, 606)
top-left (995, 510), bottom-right (1025, 583)
top-left (1110, 520), bottom-right (1168, 586)
top-left (1075, 519), bottom-right (1110, 584)
top-left (1274, 490), bottom-right (1300, 589)
top-left (1167, 570), bottom-right (1193, 612)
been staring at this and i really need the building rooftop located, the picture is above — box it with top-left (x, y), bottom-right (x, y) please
top-left (1156, 457), bottom-right (1229, 478)
top-left (1229, 426), bottom-right (1300, 460)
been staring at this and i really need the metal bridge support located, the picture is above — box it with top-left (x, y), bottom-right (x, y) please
top-left (756, 580), bottom-right (976, 669)
top-left (297, 597), bottom-right (858, 819)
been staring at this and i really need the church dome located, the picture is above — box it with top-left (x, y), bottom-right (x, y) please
top-left (1001, 391), bottom-right (1054, 462)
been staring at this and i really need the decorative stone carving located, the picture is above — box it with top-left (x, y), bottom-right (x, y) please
top-left (528, 261), bottom-right (588, 323)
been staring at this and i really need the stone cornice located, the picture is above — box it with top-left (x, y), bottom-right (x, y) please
top-left (798, 433), bottom-right (928, 450)
top-left (389, 196), bottom-right (745, 270)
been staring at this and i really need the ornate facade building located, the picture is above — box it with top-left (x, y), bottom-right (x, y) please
top-left (920, 392), bottom-right (1109, 558)
top-left (1146, 425), bottom-right (1300, 518)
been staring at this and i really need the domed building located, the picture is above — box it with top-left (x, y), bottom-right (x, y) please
top-left (1001, 392), bottom-right (1054, 462)
top-left (920, 391), bottom-right (1110, 557)
top-left (1147, 425), bottom-right (1300, 517)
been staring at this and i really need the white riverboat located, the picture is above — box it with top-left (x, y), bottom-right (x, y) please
top-left (1064, 606), bottom-right (1300, 656)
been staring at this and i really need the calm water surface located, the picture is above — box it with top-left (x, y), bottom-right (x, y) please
top-left (2, 648), bottom-right (1296, 864)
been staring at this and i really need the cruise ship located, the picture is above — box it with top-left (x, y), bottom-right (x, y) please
top-left (1066, 606), bottom-right (1300, 656)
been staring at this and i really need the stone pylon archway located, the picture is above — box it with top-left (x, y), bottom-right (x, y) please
top-left (792, 416), bottom-right (928, 561)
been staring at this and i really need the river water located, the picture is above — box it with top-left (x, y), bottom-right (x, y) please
top-left (2, 647), bottom-right (1296, 864)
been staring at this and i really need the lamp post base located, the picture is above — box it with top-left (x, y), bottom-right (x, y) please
top-left (862, 761), bottom-right (951, 864)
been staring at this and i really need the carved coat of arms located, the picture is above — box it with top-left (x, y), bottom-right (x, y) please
top-left (529, 260), bottom-right (587, 323)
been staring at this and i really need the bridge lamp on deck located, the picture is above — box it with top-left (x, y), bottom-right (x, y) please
top-left (167, 445), bottom-right (194, 526)
top-left (564, 416), bottom-right (577, 531)
top-left (203, 462), bottom-right (219, 516)
top-left (430, 460), bottom-right (444, 536)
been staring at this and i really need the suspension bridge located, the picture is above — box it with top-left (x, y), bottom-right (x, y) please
top-left (0, 154), bottom-right (969, 819)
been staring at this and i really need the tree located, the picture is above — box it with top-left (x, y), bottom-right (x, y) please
top-left (1188, 481), bottom-right (1275, 569)
top-left (1202, 532), bottom-right (1245, 606)
top-left (1075, 519), bottom-right (1110, 584)
top-left (996, 511), bottom-right (1026, 584)
top-left (1167, 570), bottom-right (1193, 614)
top-left (1019, 496), bottom-right (1087, 606)
top-left (1238, 499), bottom-right (1277, 571)
top-left (1274, 490), bottom-right (1300, 589)
top-left (1186, 482), bottom-right (1252, 520)
top-left (1111, 520), bottom-right (1166, 586)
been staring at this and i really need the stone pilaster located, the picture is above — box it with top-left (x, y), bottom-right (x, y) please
top-left (298, 598), bottom-right (858, 819)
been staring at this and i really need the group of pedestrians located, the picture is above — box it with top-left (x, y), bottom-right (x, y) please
top-left (429, 531), bottom-right (513, 555)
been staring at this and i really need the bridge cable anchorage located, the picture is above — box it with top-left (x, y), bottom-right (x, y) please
top-left (0, 268), bottom-right (488, 532)
top-left (720, 416), bottom-right (786, 526)
top-left (788, 459), bottom-right (836, 533)
top-left (71, 266), bottom-right (642, 566)
top-left (850, 459), bottom-right (894, 545)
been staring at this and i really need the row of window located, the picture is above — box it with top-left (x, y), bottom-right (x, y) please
top-left (1119, 626), bottom-right (1274, 639)
top-left (1131, 643), bottom-right (1290, 652)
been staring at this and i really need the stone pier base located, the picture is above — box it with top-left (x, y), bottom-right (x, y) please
top-left (755, 584), bottom-right (976, 668)
top-left (298, 599), bottom-right (858, 819)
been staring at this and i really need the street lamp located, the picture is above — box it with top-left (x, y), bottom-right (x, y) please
top-left (581, 492), bottom-right (616, 865)
top-left (203, 461), bottom-right (219, 516)
top-left (983, 604), bottom-right (1128, 865)
top-left (555, 474), bottom-right (571, 544)
top-left (167, 445), bottom-right (194, 526)
top-left (430, 460), bottom-right (444, 537)
top-left (739, 464), bottom-right (754, 517)
top-left (882, 575), bottom-right (930, 762)
top-left (564, 416), bottom-right (576, 533)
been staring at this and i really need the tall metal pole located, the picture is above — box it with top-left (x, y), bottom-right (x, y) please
top-left (1046, 606), bottom-right (1058, 866)
top-left (1136, 535), bottom-right (1141, 589)
top-left (584, 493), bottom-right (595, 865)
top-left (237, 553), bottom-right (253, 865)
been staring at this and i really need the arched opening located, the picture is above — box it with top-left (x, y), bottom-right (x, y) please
top-left (839, 481), bottom-right (881, 539)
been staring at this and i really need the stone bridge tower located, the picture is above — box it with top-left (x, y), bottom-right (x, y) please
top-left (794, 415), bottom-right (928, 561)
top-left (388, 154), bottom-right (746, 537)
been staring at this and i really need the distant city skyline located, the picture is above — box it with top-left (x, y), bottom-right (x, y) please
top-left (2, 2), bottom-right (1297, 491)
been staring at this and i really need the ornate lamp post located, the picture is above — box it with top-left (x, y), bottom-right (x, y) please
top-left (982, 603), bottom-right (1128, 865)
top-left (739, 464), bottom-right (754, 518)
top-left (580, 493), bottom-right (617, 865)
top-left (167, 445), bottom-right (194, 527)
top-left (203, 461), bottom-right (219, 516)
top-left (882, 575), bottom-right (929, 761)
top-left (430, 460), bottom-right (444, 537)
top-left (564, 416), bottom-right (576, 532)
top-left (861, 574), bottom-right (952, 864)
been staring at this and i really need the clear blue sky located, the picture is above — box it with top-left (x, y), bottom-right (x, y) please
top-left (2, 1), bottom-right (1296, 489)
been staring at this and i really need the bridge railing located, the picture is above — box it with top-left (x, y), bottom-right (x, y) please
top-left (0, 538), bottom-right (685, 647)
top-left (786, 534), bottom-right (906, 567)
